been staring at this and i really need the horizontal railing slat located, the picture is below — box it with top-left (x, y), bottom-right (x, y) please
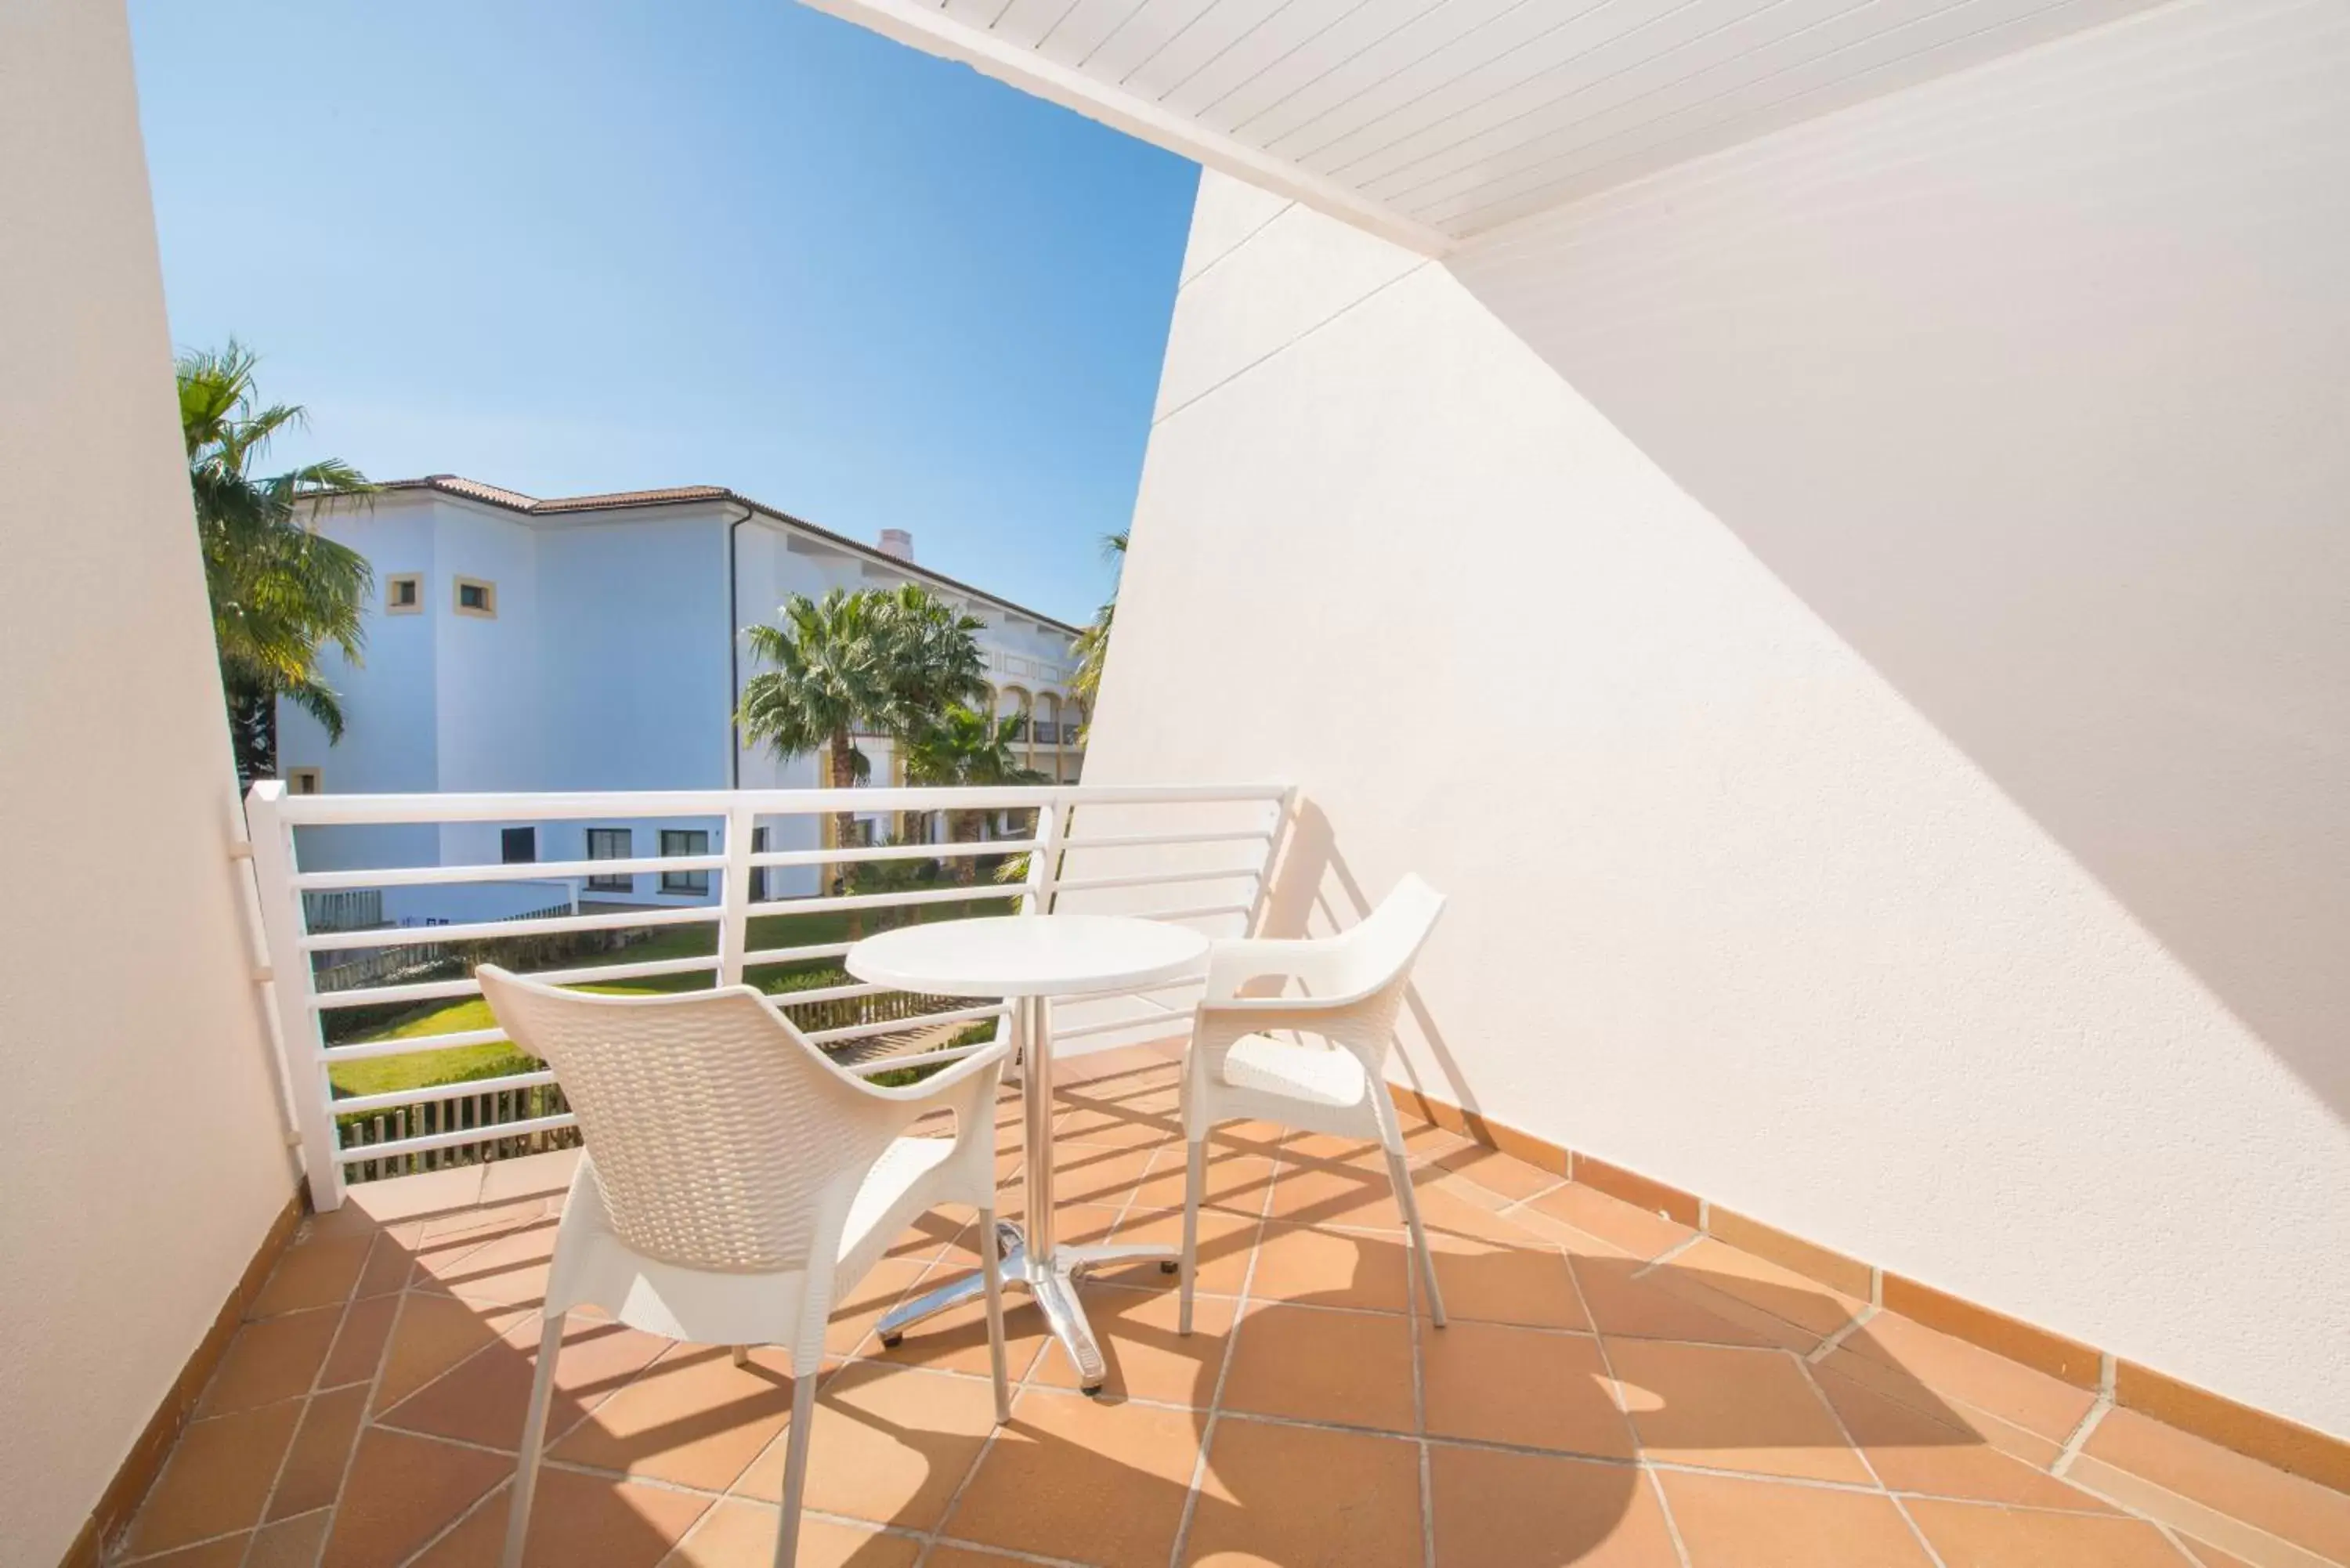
top-left (295, 854), bottom-right (722, 891)
top-left (843, 1039), bottom-right (1000, 1078)
top-left (765, 884), bottom-right (1023, 918)
top-left (302, 903), bottom-right (714, 953)
top-left (1050, 865), bottom-right (1263, 895)
top-left (276, 782), bottom-right (1288, 826)
top-left (313, 952), bottom-right (720, 1010)
top-left (807, 1003), bottom-right (1009, 1045)
top-left (322, 1026), bottom-right (509, 1062)
top-left (1058, 828), bottom-right (1274, 851)
top-left (342, 1111), bottom-right (577, 1165)
top-left (765, 979), bottom-right (891, 1007)
top-left (1119, 901), bottom-right (1254, 924)
top-left (750, 838), bottom-right (1041, 870)
top-left (334, 1069), bottom-right (556, 1115)
top-left (741, 942), bottom-right (855, 968)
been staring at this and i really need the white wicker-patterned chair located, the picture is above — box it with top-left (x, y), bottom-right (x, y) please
top-left (1175, 876), bottom-right (1449, 1335)
top-left (476, 966), bottom-right (1011, 1568)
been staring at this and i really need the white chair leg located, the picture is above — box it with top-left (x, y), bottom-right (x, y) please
top-left (980, 1205), bottom-right (1010, 1425)
top-left (1387, 1146), bottom-right (1448, 1328)
top-left (772, 1372), bottom-right (818, 1568)
top-left (1178, 1137), bottom-right (1205, 1337)
top-left (501, 1308), bottom-right (566, 1568)
top-left (731, 1345), bottom-right (750, 1368)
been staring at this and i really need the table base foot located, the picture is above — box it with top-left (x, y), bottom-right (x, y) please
top-left (871, 1227), bottom-right (1177, 1392)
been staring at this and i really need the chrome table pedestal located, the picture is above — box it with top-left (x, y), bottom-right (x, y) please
top-left (873, 992), bottom-right (1174, 1392)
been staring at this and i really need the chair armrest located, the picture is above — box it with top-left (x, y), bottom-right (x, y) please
top-left (1202, 937), bottom-right (1355, 1002)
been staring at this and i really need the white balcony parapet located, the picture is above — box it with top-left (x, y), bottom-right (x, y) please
top-left (244, 780), bottom-right (1292, 1209)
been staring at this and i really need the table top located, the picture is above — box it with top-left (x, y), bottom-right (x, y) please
top-left (844, 914), bottom-right (1211, 999)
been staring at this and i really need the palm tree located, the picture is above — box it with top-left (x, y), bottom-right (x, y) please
top-left (737, 586), bottom-right (990, 916)
top-left (1068, 529), bottom-right (1126, 735)
top-left (902, 704), bottom-right (1036, 883)
top-left (179, 341), bottom-right (373, 782)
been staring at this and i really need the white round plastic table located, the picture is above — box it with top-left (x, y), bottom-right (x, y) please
top-left (847, 915), bottom-right (1209, 1393)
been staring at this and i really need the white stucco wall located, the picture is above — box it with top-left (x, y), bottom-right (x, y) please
top-left (0, 2), bottom-right (302, 1559)
top-left (1093, 0), bottom-right (2349, 1437)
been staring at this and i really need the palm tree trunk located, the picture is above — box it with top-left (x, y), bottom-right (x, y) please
top-left (951, 807), bottom-right (978, 886)
top-left (829, 731), bottom-right (862, 941)
top-left (224, 674), bottom-right (277, 787)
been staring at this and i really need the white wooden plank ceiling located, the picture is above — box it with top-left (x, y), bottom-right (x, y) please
top-left (804, 0), bottom-right (2164, 251)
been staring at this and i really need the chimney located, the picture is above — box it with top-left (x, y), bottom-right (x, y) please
top-left (877, 528), bottom-right (914, 562)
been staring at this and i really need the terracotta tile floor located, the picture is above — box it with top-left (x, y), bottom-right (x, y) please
top-left (118, 1050), bottom-right (2348, 1568)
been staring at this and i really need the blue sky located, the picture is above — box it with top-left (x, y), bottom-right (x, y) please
top-left (128, 0), bottom-right (1198, 627)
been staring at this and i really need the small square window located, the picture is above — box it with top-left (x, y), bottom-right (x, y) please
top-left (661, 829), bottom-right (710, 894)
top-left (385, 574), bottom-right (422, 613)
top-left (587, 828), bottom-right (632, 892)
top-left (454, 577), bottom-right (497, 618)
top-left (501, 826), bottom-right (537, 864)
top-left (287, 768), bottom-right (322, 795)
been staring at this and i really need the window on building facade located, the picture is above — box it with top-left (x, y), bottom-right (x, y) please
top-left (385, 575), bottom-right (422, 613)
top-left (501, 827), bottom-right (537, 864)
top-left (454, 577), bottom-right (497, 617)
top-left (287, 768), bottom-right (322, 795)
top-left (586, 828), bottom-right (632, 892)
top-left (661, 829), bottom-right (710, 894)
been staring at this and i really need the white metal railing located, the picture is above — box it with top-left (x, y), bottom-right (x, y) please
top-left (989, 649), bottom-right (1076, 687)
top-left (244, 781), bottom-right (1292, 1209)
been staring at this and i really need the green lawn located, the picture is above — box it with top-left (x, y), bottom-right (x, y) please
top-left (328, 893), bottom-right (1019, 1100)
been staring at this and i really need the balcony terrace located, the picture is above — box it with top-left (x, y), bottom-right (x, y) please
top-left (116, 1043), bottom-right (2345, 1568)
top-left (10, 2), bottom-right (2348, 1566)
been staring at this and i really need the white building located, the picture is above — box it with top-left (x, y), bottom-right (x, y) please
top-left (279, 475), bottom-right (1086, 917)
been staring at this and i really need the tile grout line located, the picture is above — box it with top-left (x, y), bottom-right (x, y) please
top-left (912, 1083), bottom-right (1184, 1566)
top-left (1886, 1495), bottom-right (1956, 1568)
top-left (1492, 1174), bottom-right (1570, 1214)
top-left (352, 1281), bottom-right (452, 1568)
top-left (1806, 1301), bottom-right (1881, 1364)
top-left (1642, 1467), bottom-right (1696, 1568)
top-left (2154, 1518), bottom-right (2218, 1566)
top-left (1629, 1230), bottom-right (1708, 1280)
top-left (2052, 1391), bottom-right (2114, 1479)
top-left (878, 1169), bottom-right (1018, 1567)
top-left (1166, 1122), bottom-right (1281, 1568)
top-left (1405, 1156), bottom-right (1434, 1568)
top-left (1578, 1259), bottom-right (1690, 1568)
top-left (231, 1271), bottom-right (358, 1568)
top-left (382, 1198), bottom-right (646, 1568)
top-left (1794, 1350), bottom-right (1950, 1568)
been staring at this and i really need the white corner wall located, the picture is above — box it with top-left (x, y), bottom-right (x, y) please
top-left (0, 2), bottom-right (302, 1561)
top-left (1088, 0), bottom-right (2349, 1437)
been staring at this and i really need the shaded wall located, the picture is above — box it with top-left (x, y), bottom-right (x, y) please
top-left (1086, 0), bottom-right (2348, 1436)
top-left (0, 2), bottom-right (301, 1559)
